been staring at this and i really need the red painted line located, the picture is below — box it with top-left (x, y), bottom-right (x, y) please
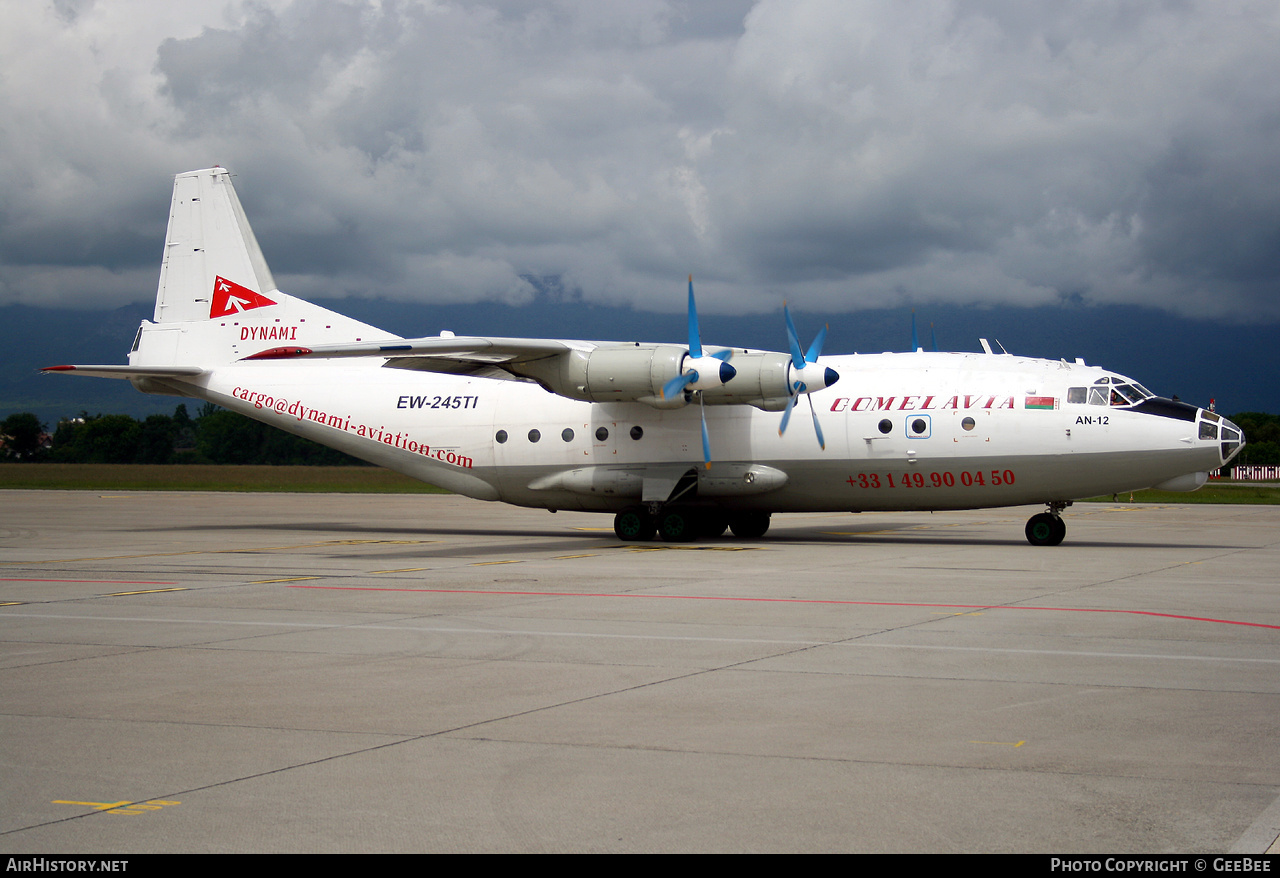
top-left (0, 578), bottom-right (180, 585)
top-left (287, 585), bottom-right (1280, 630)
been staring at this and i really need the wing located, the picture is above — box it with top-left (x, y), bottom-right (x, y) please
top-left (241, 335), bottom-right (580, 380)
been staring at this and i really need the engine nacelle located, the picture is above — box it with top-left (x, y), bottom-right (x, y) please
top-left (514, 345), bottom-right (799, 411)
top-left (515, 344), bottom-right (687, 407)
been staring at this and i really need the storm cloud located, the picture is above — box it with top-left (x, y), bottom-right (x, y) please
top-left (2, 0), bottom-right (1278, 321)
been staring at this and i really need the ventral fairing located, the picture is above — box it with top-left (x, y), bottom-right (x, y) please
top-left (46, 168), bottom-right (1245, 545)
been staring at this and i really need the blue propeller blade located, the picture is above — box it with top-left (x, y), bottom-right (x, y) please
top-left (779, 390), bottom-right (796, 437)
top-left (687, 275), bottom-right (702, 359)
top-left (700, 396), bottom-right (711, 470)
top-left (783, 303), bottom-right (805, 370)
top-left (808, 395), bottom-right (826, 450)
top-left (662, 370), bottom-right (697, 399)
top-left (805, 323), bottom-right (827, 364)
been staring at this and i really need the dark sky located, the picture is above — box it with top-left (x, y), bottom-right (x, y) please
top-left (3, 1), bottom-right (1279, 422)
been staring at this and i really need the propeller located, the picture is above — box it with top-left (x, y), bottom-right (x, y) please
top-left (779, 303), bottom-right (840, 450)
top-left (660, 276), bottom-right (735, 400)
top-left (660, 276), bottom-right (736, 469)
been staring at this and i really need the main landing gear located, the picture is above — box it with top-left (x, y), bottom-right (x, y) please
top-left (1025, 501), bottom-right (1070, 547)
top-left (612, 506), bottom-right (771, 542)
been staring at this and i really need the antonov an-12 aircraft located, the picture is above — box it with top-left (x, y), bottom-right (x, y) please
top-left (46, 167), bottom-right (1245, 545)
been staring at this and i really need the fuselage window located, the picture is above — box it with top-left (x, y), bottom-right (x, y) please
top-left (961, 417), bottom-right (976, 431)
top-left (630, 425), bottom-right (644, 440)
top-left (495, 430), bottom-right (508, 444)
top-left (528, 429), bottom-right (541, 443)
top-left (561, 428), bottom-right (575, 442)
top-left (878, 419), bottom-right (893, 434)
top-left (595, 427), bottom-right (609, 441)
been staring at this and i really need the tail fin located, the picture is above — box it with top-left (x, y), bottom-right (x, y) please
top-left (154, 167), bottom-right (277, 324)
top-left (132, 167), bottom-right (393, 367)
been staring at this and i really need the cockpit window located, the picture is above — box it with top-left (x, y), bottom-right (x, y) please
top-left (1088, 388), bottom-right (1108, 406)
top-left (1067, 387), bottom-right (1087, 404)
top-left (1110, 384), bottom-right (1141, 406)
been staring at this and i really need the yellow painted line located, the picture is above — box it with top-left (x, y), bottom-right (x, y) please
top-left (553, 554), bottom-right (599, 560)
top-left (53, 800), bottom-right (130, 811)
top-left (371, 567), bottom-right (431, 574)
top-left (471, 560), bottom-right (523, 567)
top-left (253, 576), bottom-right (322, 583)
top-left (0, 601), bottom-right (22, 606)
top-left (104, 587), bottom-right (188, 597)
top-left (570, 527), bottom-right (617, 531)
top-left (970, 740), bottom-right (1026, 747)
top-left (54, 798), bottom-right (181, 815)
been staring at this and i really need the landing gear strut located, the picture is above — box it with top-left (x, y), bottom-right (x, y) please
top-left (1025, 502), bottom-right (1069, 547)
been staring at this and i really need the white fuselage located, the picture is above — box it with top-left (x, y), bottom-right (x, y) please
top-left (198, 349), bottom-right (1225, 515)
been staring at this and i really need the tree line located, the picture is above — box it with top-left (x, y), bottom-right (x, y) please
top-left (0, 404), bottom-right (366, 465)
top-left (3, 406), bottom-right (1278, 466)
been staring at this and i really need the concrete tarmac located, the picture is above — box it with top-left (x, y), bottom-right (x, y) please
top-left (2, 490), bottom-right (1279, 853)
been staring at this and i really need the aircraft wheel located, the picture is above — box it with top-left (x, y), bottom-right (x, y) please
top-left (657, 508), bottom-right (698, 542)
top-left (729, 512), bottom-right (771, 540)
top-left (1025, 512), bottom-right (1065, 547)
top-left (699, 512), bottom-right (729, 538)
top-left (614, 507), bottom-right (656, 542)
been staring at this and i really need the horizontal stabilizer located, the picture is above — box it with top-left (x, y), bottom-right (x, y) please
top-left (42, 365), bottom-right (206, 380)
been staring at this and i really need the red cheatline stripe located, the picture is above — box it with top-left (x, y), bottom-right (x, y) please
top-left (287, 585), bottom-right (1280, 630)
top-left (1, 578), bottom-right (180, 585)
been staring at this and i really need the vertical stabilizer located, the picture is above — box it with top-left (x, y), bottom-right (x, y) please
top-left (155, 167), bottom-right (277, 324)
top-left (133, 168), bottom-right (394, 368)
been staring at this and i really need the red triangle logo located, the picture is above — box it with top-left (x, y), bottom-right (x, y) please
top-left (210, 276), bottom-right (277, 318)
